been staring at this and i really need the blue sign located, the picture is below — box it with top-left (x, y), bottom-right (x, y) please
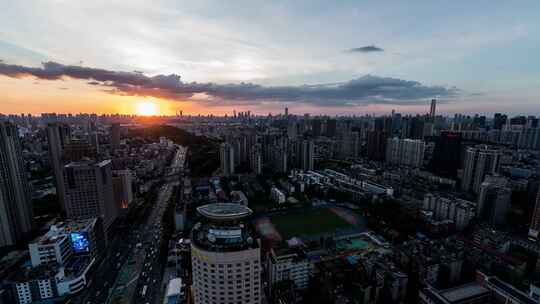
top-left (71, 232), bottom-right (90, 253)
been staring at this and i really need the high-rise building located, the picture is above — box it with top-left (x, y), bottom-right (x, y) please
top-left (429, 99), bottom-right (437, 119)
top-left (529, 187), bottom-right (540, 238)
top-left (337, 131), bottom-right (360, 159)
top-left (269, 137), bottom-right (288, 173)
top-left (493, 113), bottom-right (507, 130)
top-left (430, 131), bottom-right (462, 178)
top-left (220, 142), bottom-right (235, 176)
top-left (312, 120), bottom-right (322, 137)
top-left (46, 123), bottom-right (71, 212)
top-left (87, 123), bottom-right (100, 155)
top-left (191, 204), bottom-right (261, 304)
top-left (367, 131), bottom-right (387, 161)
top-left (249, 144), bottom-right (263, 175)
top-left (63, 160), bottom-right (117, 232)
top-left (0, 122), bottom-right (33, 246)
top-left (110, 123), bottom-right (121, 148)
top-left (62, 139), bottom-right (97, 162)
top-left (112, 169), bottom-right (133, 210)
top-left (462, 146), bottom-right (501, 194)
top-left (386, 138), bottom-right (425, 167)
top-left (326, 119), bottom-right (337, 137)
top-left (423, 194), bottom-right (476, 231)
top-left (287, 122), bottom-right (297, 139)
top-left (517, 128), bottom-right (540, 150)
top-left (298, 139), bottom-right (314, 171)
top-left (477, 175), bottom-right (511, 227)
top-left (410, 116), bottom-right (425, 139)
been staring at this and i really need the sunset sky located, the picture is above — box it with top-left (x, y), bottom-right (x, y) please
top-left (1, 0), bottom-right (540, 116)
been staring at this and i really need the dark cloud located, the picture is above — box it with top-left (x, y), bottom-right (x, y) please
top-left (347, 45), bottom-right (384, 53)
top-left (0, 61), bottom-right (457, 107)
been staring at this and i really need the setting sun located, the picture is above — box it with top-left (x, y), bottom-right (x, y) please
top-left (137, 101), bottom-right (159, 116)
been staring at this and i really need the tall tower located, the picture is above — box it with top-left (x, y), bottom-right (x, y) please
top-left (429, 99), bottom-right (437, 119)
top-left (0, 122), bottom-right (33, 246)
top-left (191, 204), bottom-right (261, 304)
top-left (46, 123), bottom-right (71, 212)
top-left (220, 142), bottom-right (235, 176)
top-left (298, 139), bottom-right (314, 171)
top-left (530, 187), bottom-right (540, 238)
top-left (110, 123), bottom-right (121, 149)
top-left (430, 131), bottom-right (462, 178)
top-left (367, 131), bottom-right (387, 161)
top-left (477, 175), bottom-right (511, 227)
top-left (386, 138), bottom-right (425, 168)
top-left (326, 119), bottom-right (337, 137)
top-left (462, 146), bottom-right (501, 194)
top-left (63, 160), bottom-right (117, 232)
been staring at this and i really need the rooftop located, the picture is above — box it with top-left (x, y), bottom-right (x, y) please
top-left (197, 203), bottom-right (252, 221)
top-left (440, 283), bottom-right (489, 302)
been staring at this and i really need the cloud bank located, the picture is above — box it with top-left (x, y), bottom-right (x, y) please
top-left (347, 45), bottom-right (384, 53)
top-left (0, 61), bottom-right (457, 106)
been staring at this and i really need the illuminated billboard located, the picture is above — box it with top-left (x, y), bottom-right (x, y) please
top-left (70, 232), bottom-right (90, 253)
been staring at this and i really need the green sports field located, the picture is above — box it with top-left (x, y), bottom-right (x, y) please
top-left (269, 208), bottom-right (354, 239)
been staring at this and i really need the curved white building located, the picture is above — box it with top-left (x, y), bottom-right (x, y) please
top-left (191, 203), bottom-right (261, 304)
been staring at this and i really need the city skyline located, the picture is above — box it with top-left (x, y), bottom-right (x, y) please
top-left (3, 3), bottom-right (540, 304)
top-left (1, 1), bottom-right (540, 116)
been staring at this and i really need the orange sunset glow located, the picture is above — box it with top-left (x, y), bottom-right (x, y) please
top-left (136, 101), bottom-right (159, 116)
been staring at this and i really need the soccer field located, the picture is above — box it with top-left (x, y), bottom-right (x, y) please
top-left (270, 208), bottom-right (354, 239)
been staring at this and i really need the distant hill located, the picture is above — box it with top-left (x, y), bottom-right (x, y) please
top-left (131, 125), bottom-right (220, 177)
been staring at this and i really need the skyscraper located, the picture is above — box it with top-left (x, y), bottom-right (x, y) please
top-left (298, 139), bottom-right (314, 171)
top-left (249, 144), bottom-right (263, 175)
top-left (430, 131), bottom-right (462, 178)
top-left (312, 119), bottom-right (322, 137)
top-left (461, 146), bottom-right (501, 194)
top-left (529, 187), bottom-right (540, 238)
top-left (367, 131), bottom-right (387, 161)
top-left (429, 99), bottom-right (437, 119)
top-left (287, 122), bottom-right (297, 139)
top-left (63, 159), bottom-right (117, 232)
top-left (326, 119), bottom-right (337, 137)
top-left (110, 123), bottom-right (121, 148)
top-left (386, 138), bottom-right (425, 168)
top-left (46, 123), bottom-right (71, 212)
top-left (477, 176), bottom-right (511, 227)
top-left (0, 122), bottom-right (33, 246)
top-left (220, 142), bottom-right (235, 176)
top-left (191, 204), bottom-right (261, 304)
top-left (112, 169), bottom-right (133, 210)
top-left (410, 116), bottom-right (425, 139)
top-left (493, 113), bottom-right (507, 130)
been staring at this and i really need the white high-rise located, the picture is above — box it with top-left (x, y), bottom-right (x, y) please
top-left (386, 138), bottom-right (425, 168)
top-left (462, 146), bottom-right (501, 194)
top-left (191, 204), bottom-right (261, 304)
